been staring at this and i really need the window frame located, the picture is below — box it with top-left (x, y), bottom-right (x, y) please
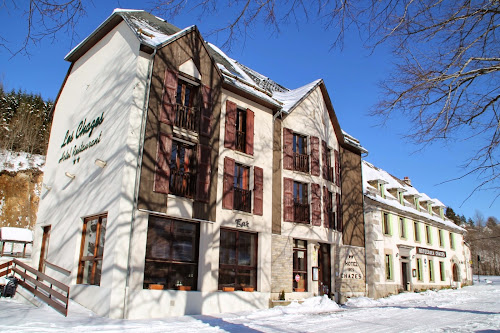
top-left (77, 214), bottom-right (107, 286)
top-left (218, 228), bottom-right (258, 291)
top-left (293, 239), bottom-right (308, 291)
top-left (425, 225), bottom-right (432, 245)
top-left (292, 133), bottom-right (309, 173)
top-left (174, 78), bottom-right (199, 132)
top-left (399, 217), bottom-right (406, 239)
top-left (235, 107), bottom-right (247, 153)
top-left (439, 261), bottom-right (446, 281)
top-left (414, 221), bottom-right (421, 242)
top-left (383, 212), bottom-right (391, 236)
top-left (385, 254), bottom-right (393, 281)
top-left (233, 163), bottom-right (251, 213)
top-left (416, 258), bottom-right (423, 281)
top-left (438, 229), bottom-right (444, 247)
top-left (429, 259), bottom-right (435, 282)
top-left (293, 181), bottom-right (310, 223)
top-left (143, 216), bottom-right (200, 290)
top-left (449, 232), bottom-right (456, 250)
top-left (169, 140), bottom-right (196, 198)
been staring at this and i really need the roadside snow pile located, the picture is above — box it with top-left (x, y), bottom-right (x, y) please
top-left (0, 150), bottom-right (45, 172)
top-left (345, 289), bottom-right (445, 308)
top-left (244, 296), bottom-right (340, 320)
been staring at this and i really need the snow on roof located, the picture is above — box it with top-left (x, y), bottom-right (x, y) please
top-left (362, 160), bottom-right (464, 232)
top-left (342, 130), bottom-right (368, 154)
top-left (273, 80), bottom-right (322, 113)
top-left (0, 227), bottom-right (33, 242)
top-left (0, 150), bottom-right (45, 173)
top-left (206, 43), bottom-right (256, 84)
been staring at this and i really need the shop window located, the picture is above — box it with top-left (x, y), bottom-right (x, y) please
top-left (293, 133), bottom-right (309, 173)
top-left (234, 163), bottom-right (251, 213)
top-left (385, 254), bottom-right (393, 280)
top-left (439, 261), bottom-right (446, 281)
top-left (429, 259), bottom-right (435, 282)
top-left (383, 213), bottom-right (391, 235)
top-left (143, 216), bottom-right (199, 290)
top-left (77, 214), bottom-right (107, 286)
top-left (218, 229), bottom-right (257, 291)
top-left (425, 225), bottom-right (432, 245)
top-left (450, 232), bottom-right (455, 249)
top-left (399, 217), bottom-right (406, 239)
top-left (293, 239), bottom-right (307, 291)
top-left (416, 258), bottom-right (423, 281)
top-left (169, 140), bottom-right (196, 198)
top-left (414, 221), bottom-right (420, 242)
top-left (294, 181), bottom-right (309, 223)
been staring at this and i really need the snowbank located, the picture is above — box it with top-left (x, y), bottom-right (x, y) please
top-left (0, 227), bottom-right (33, 242)
top-left (0, 150), bottom-right (45, 173)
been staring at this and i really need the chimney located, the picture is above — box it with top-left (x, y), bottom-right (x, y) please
top-left (403, 176), bottom-right (411, 186)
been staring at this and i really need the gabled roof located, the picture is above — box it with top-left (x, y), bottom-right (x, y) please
top-left (64, 8), bottom-right (367, 154)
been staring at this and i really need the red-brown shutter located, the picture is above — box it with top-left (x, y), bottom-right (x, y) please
top-left (323, 186), bottom-right (329, 228)
top-left (283, 177), bottom-right (294, 222)
top-left (196, 144), bottom-right (211, 202)
top-left (334, 149), bottom-right (340, 186)
top-left (224, 100), bottom-right (237, 149)
top-left (154, 133), bottom-right (172, 194)
top-left (222, 157), bottom-right (235, 209)
top-left (246, 108), bottom-right (254, 155)
top-left (160, 69), bottom-right (178, 125)
top-left (336, 192), bottom-right (343, 232)
top-left (311, 183), bottom-right (321, 226)
top-left (253, 166), bottom-right (263, 215)
top-left (200, 85), bottom-right (212, 137)
top-left (283, 128), bottom-right (293, 170)
top-left (322, 140), bottom-right (328, 179)
top-left (311, 136), bottom-right (320, 176)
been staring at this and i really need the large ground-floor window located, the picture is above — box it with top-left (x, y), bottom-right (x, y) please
top-left (218, 229), bottom-right (257, 291)
top-left (78, 214), bottom-right (107, 285)
top-left (143, 216), bottom-right (199, 290)
top-left (293, 239), bottom-right (307, 291)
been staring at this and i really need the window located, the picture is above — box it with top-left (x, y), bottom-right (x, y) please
top-left (415, 198), bottom-right (420, 210)
top-left (234, 163), bottom-right (251, 212)
top-left (78, 214), bottom-right (107, 285)
top-left (414, 221), bottom-right (420, 242)
top-left (416, 258), bottom-right (423, 281)
top-left (439, 229), bottom-right (444, 247)
top-left (169, 141), bottom-right (196, 198)
top-left (379, 183), bottom-right (385, 199)
top-left (439, 261), bottom-right (446, 281)
top-left (224, 101), bottom-right (254, 155)
top-left (383, 213), bottom-right (391, 235)
top-left (325, 146), bottom-right (334, 182)
top-left (143, 216), bottom-right (199, 290)
top-left (324, 189), bottom-right (336, 229)
top-left (425, 225), bottom-right (432, 244)
top-left (398, 191), bottom-right (404, 205)
top-left (218, 229), bottom-right (257, 291)
top-left (429, 259), bottom-right (435, 282)
top-left (385, 254), bottom-right (393, 280)
top-left (293, 239), bottom-right (307, 291)
top-left (294, 181), bottom-right (309, 223)
top-left (235, 108), bottom-right (247, 152)
top-left (174, 79), bottom-right (198, 131)
top-left (293, 133), bottom-right (309, 173)
top-left (399, 217), bottom-right (406, 239)
top-left (449, 232), bottom-right (455, 249)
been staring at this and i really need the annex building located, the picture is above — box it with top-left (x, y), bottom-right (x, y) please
top-left (363, 161), bottom-right (472, 298)
top-left (31, 9), bottom-right (367, 319)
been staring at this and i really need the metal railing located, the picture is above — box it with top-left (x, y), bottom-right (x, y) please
top-left (174, 105), bottom-right (198, 132)
top-left (294, 201), bottom-right (309, 223)
top-left (294, 153), bottom-right (309, 173)
top-left (234, 187), bottom-right (251, 212)
top-left (170, 168), bottom-right (195, 198)
top-left (236, 130), bottom-right (246, 153)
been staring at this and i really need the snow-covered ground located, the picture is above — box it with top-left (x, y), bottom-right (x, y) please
top-left (0, 150), bottom-right (45, 172)
top-left (0, 277), bottom-right (499, 332)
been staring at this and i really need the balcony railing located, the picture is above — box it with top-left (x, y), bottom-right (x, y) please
top-left (294, 201), bottom-right (309, 223)
top-left (174, 105), bottom-right (198, 132)
top-left (236, 130), bottom-right (246, 153)
top-left (294, 153), bottom-right (309, 173)
top-left (170, 168), bottom-right (195, 198)
top-left (234, 187), bottom-right (251, 213)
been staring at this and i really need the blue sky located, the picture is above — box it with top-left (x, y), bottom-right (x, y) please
top-left (0, 1), bottom-right (497, 221)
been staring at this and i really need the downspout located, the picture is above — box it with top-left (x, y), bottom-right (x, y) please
top-left (123, 47), bottom-right (157, 319)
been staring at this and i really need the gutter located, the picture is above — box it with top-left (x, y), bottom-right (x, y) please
top-left (123, 46), bottom-right (157, 320)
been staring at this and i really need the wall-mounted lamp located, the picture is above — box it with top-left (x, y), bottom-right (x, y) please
top-left (65, 172), bottom-right (76, 179)
top-left (395, 253), bottom-right (399, 257)
top-left (43, 183), bottom-right (52, 191)
top-left (411, 255), bottom-right (415, 259)
top-left (95, 159), bottom-right (107, 168)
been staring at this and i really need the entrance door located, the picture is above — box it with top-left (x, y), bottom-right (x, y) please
top-left (401, 261), bottom-right (409, 291)
top-left (318, 243), bottom-right (331, 296)
top-left (38, 226), bottom-right (51, 272)
top-left (452, 264), bottom-right (459, 282)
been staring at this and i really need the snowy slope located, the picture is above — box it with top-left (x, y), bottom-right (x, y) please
top-left (0, 150), bottom-right (45, 173)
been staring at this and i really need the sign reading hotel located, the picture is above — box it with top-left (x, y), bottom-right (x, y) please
top-left (341, 254), bottom-right (363, 280)
top-left (58, 112), bottom-right (104, 164)
top-left (416, 247), bottom-right (446, 258)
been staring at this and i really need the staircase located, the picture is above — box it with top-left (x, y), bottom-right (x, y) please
top-left (0, 259), bottom-right (70, 316)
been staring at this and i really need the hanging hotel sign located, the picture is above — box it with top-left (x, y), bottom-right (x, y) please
top-left (341, 254), bottom-right (363, 280)
top-left (416, 247), bottom-right (446, 258)
top-left (58, 112), bottom-right (105, 164)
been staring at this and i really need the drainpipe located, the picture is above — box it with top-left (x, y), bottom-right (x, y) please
top-left (123, 47), bottom-right (157, 319)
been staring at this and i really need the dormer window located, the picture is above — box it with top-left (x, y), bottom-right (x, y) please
top-left (414, 198), bottom-right (420, 210)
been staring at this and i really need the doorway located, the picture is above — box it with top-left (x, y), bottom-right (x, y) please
top-left (401, 261), bottom-right (409, 291)
top-left (452, 263), bottom-right (460, 282)
top-left (318, 243), bottom-right (331, 296)
top-left (38, 225), bottom-right (51, 272)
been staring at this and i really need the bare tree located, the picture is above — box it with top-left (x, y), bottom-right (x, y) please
top-left (2, 1), bottom-right (499, 202)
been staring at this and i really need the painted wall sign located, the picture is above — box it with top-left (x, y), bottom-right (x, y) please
top-left (58, 112), bottom-right (105, 164)
top-left (416, 247), bottom-right (446, 258)
top-left (341, 254), bottom-right (364, 280)
top-left (235, 219), bottom-right (249, 228)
